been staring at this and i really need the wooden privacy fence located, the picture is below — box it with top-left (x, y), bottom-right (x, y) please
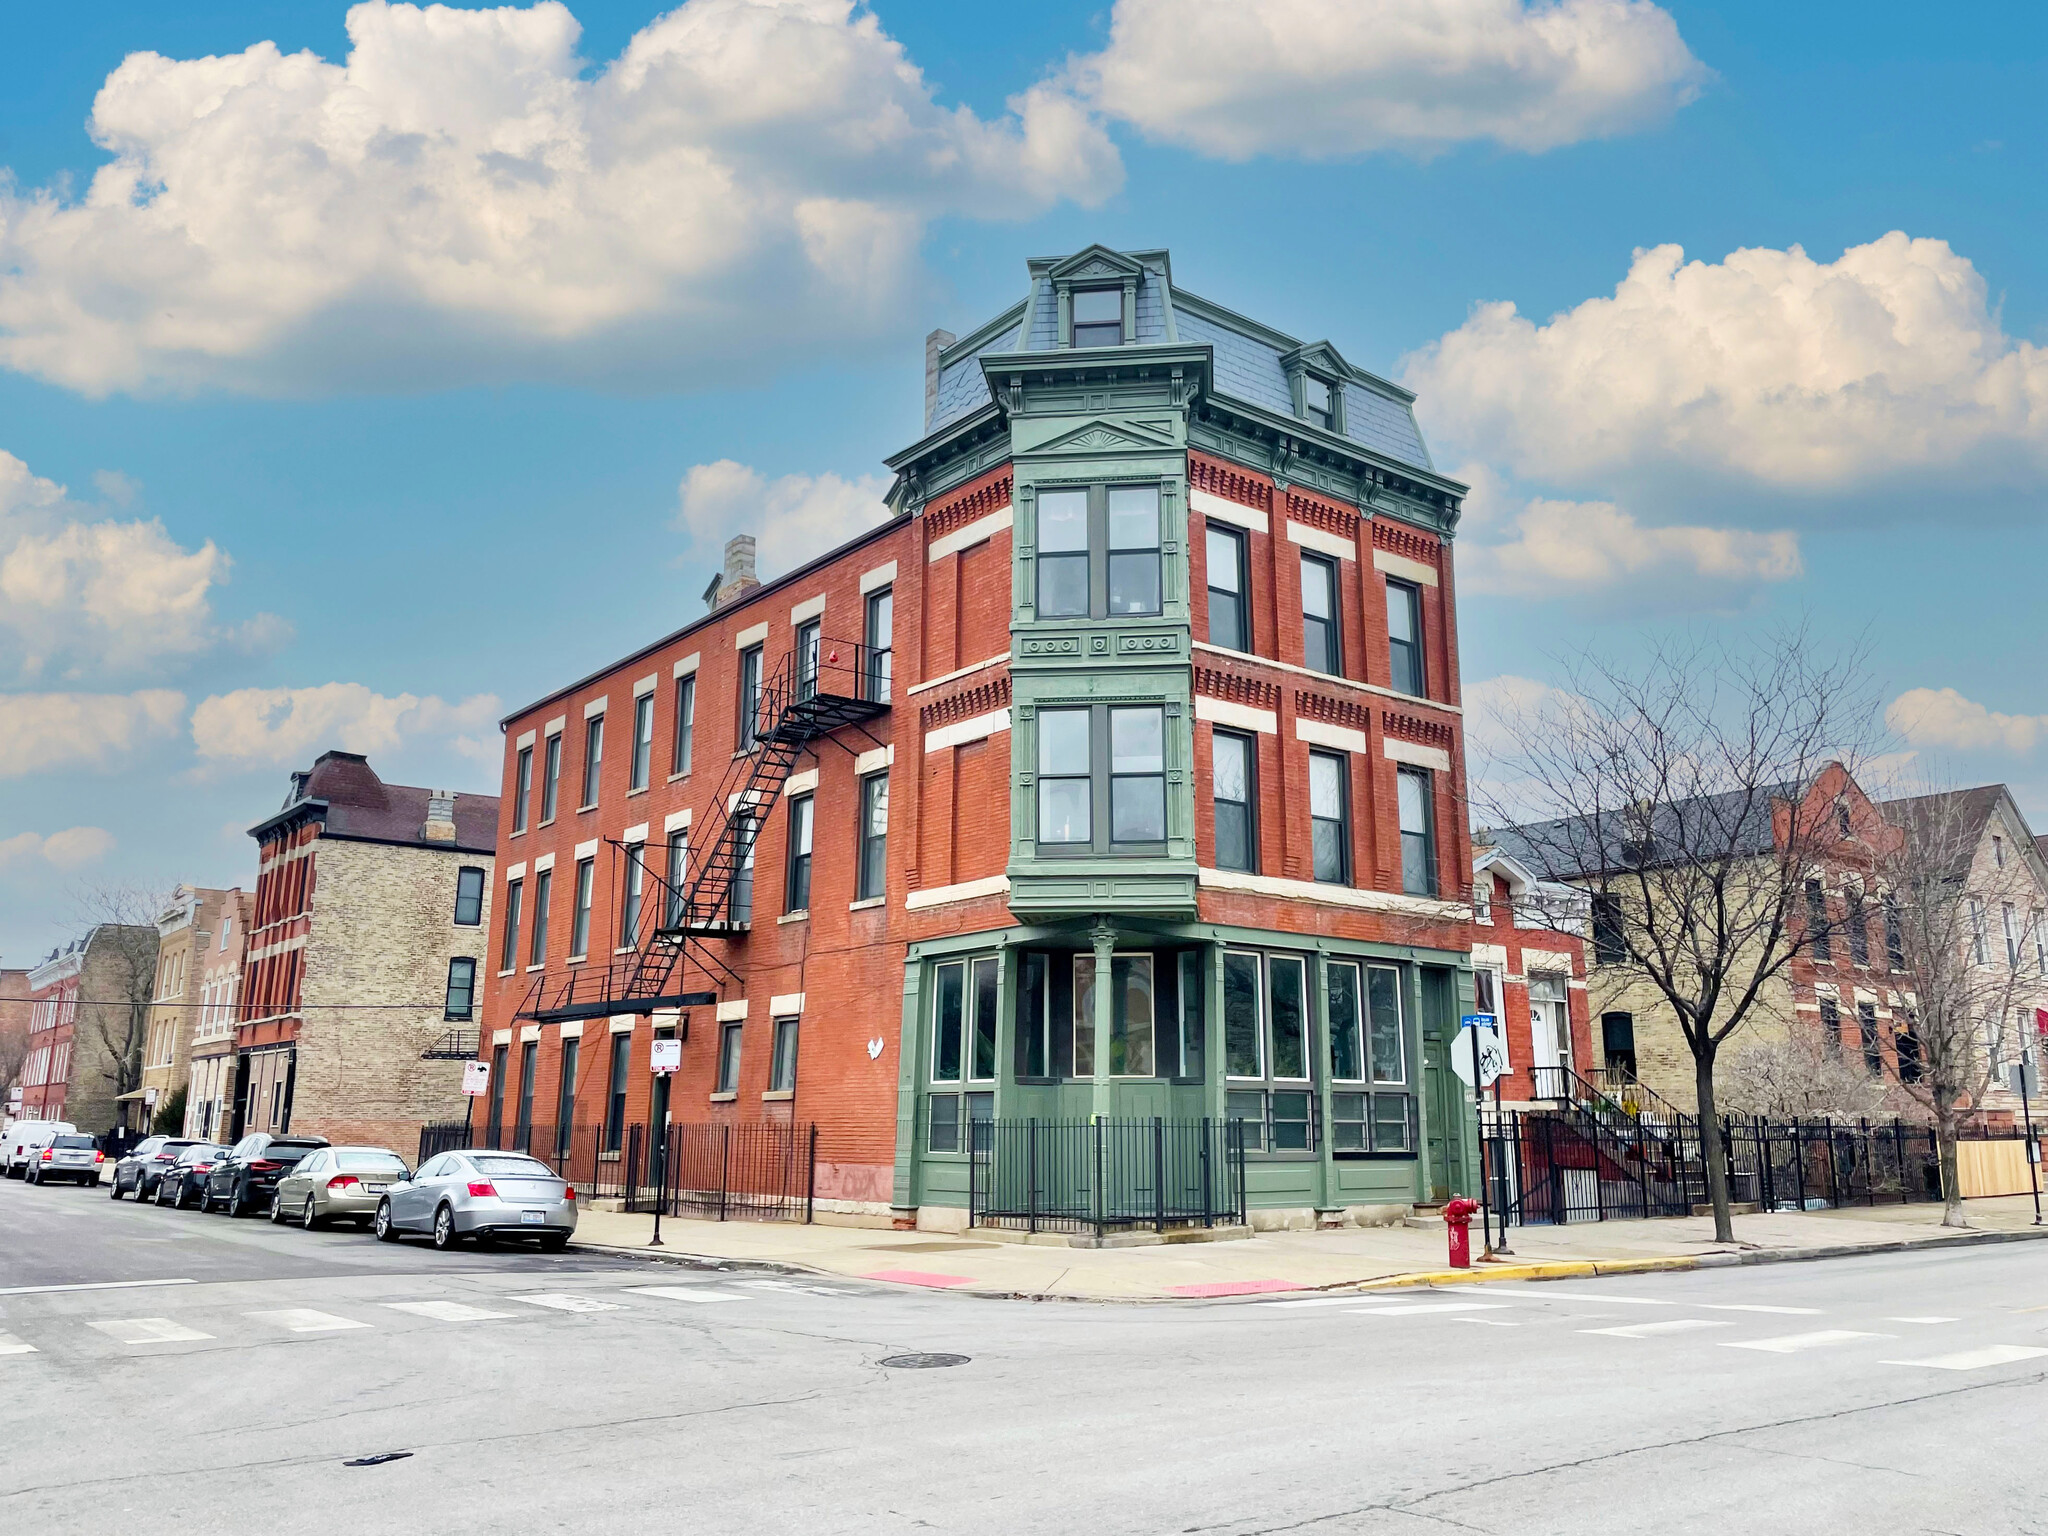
top-left (1956, 1136), bottom-right (2042, 1198)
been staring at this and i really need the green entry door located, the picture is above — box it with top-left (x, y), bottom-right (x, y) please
top-left (1421, 1032), bottom-right (1467, 1203)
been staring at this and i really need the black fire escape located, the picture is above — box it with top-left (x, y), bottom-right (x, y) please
top-left (516, 638), bottom-right (889, 1024)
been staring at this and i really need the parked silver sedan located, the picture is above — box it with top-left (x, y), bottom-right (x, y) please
top-left (373, 1150), bottom-right (577, 1252)
top-left (269, 1145), bottom-right (410, 1229)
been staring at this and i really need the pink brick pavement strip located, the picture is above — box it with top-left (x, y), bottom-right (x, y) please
top-left (864, 1270), bottom-right (977, 1288)
top-left (1168, 1280), bottom-right (1307, 1298)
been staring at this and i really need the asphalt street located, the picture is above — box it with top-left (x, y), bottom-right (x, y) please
top-left (3, 1174), bottom-right (2045, 1535)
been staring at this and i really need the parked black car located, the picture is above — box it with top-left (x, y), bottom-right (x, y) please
top-left (206, 1132), bottom-right (331, 1217)
top-left (110, 1136), bottom-right (199, 1201)
top-left (155, 1143), bottom-right (230, 1209)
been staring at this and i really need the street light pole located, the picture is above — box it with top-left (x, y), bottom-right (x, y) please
top-left (2021, 1055), bottom-right (2042, 1227)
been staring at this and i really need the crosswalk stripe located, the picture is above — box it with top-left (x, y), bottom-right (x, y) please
top-left (0, 1332), bottom-right (38, 1356)
top-left (1582, 1319), bottom-right (1731, 1339)
top-left (624, 1285), bottom-right (748, 1304)
top-left (1885, 1316), bottom-right (1958, 1325)
top-left (88, 1318), bottom-right (212, 1345)
top-left (513, 1293), bottom-right (623, 1314)
top-left (1348, 1301), bottom-right (1508, 1316)
top-left (385, 1301), bottom-right (514, 1322)
top-left (248, 1308), bottom-right (369, 1333)
top-left (1721, 1330), bottom-right (1888, 1354)
top-left (1521, 1291), bottom-right (1671, 1306)
top-left (1702, 1304), bottom-right (1823, 1316)
top-left (1881, 1345), bottom-right (2048, 1372)
top-left (1268, 1296), bottom-right (1383, 1310)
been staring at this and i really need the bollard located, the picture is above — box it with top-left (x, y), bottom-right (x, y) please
top-left (1442, 1196), bottom-right (1480, 1269)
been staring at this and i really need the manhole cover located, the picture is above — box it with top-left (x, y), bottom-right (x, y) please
top-left (879, 1353), bottom-right (970, 1370)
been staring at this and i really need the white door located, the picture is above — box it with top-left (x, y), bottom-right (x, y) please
top-left (1528, 975), bottom-right (1570, 1077)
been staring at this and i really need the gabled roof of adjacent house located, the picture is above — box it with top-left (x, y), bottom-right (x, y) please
top-left (1880, 785), bottom-right (2043, 886)
top-left (1490, 781), bottom-right (1807, 883)
top-left (925, 245), bottom-right (1435, 473)
top-left (248, 751), bottom-right (497, 854)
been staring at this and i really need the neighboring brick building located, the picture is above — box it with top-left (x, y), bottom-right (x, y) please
top-left (239, 752), bottom-right (496, 1151)
top-left (19, 924), bottom-right (160, 1135)
top-left (1, 967), bottom-right (29, 1119)
top-left (482, 244), bottom-right (1482, 1229)
top-left (185, 888), bottom-right (251, 1142)
top-left (130, 886), bottom-right (235, 1135)
top-left (1469, 846), bottom-right (1593, 1106)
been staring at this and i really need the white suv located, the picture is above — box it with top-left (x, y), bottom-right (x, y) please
top-left (3, 1120), bottom-right (77, 1178)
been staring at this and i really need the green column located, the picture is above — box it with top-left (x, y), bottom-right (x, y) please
top-left (1090, 918), bottom-right (1116, 1120)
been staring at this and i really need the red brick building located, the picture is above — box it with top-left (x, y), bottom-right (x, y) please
top-left (482, 245), bottom-right (1482, 1228)
top-left (18, 924), bottom-right (159, 1135)
top-left (1469, 846), bottom-right (1594, 1105)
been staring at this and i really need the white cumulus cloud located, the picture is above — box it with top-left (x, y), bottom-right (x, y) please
top-left (1886, 687), bottom-right (2048, 756)
top-left (0, 448), bottom-right (284, 680)
top-left (0, 689), bottom-right (186, 777)
top-left (1404, 232), bottom-right (2048, 493)
top-left (676, 459), bottom-right (891, 582)
top-left (0, 0), bottom-right (1122, 396)
top-left (1069, 0), bottom-right (1705, 160)
top-left (190, 682), bottom-right (501, 769)
top-left (0, 826), bottom-right (118, 872)
top-left (1462, 495), bottom-right (1801, 595)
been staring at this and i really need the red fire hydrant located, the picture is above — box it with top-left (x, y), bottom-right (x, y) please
top-left (1442, 1197), bottom-right (1481, 1269)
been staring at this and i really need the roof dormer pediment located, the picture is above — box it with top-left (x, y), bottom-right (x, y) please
top-left (1281, 340), bottom-right (1356, 382)
top-left (1044, 245), bottom-right (1148, 284)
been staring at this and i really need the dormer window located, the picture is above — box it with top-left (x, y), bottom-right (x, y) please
top-left (1073, 288), bottom-right (1123, 347)
top-left (1302, 374), bottom-right (1335, 431)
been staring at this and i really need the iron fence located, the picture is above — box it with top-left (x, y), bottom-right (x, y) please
top-left (967, 1117), bottom-right (1247, 1238)
top-left (416, 1120), bottom-right (817, 1223)
top-left (1483, 1110), bottom-right (1955, 1226)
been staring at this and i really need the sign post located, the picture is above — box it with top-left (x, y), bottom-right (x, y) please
top-left (1456, 1014), bottom-right (1508, 1258)
top-left (460, 1059), bottom-right (489, 1141)
top-left (648, 1037), bottom-right (681, 1247)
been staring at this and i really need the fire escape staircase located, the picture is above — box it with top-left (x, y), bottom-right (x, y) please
top-left (1519, 1064), bottom-right (1698, 1197)
top-left (517, 639), bottom-right (888, 1024)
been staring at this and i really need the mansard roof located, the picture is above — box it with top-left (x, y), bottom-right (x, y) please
top-left (924, 244), bottom-right (1434, 475)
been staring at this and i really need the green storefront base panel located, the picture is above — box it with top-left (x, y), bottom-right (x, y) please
top-left (1007, 872), bottom-right (1199, 919)
top-left (922, 1163), bottom-right (973, 1202)
top-left (1333, 1163), bottom-right (1420, 1200)
top-left (1243, 1163), bottom-right (1321, 1205)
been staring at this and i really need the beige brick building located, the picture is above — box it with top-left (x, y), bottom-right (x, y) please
top-left (132, 887), bottom-right (235, 1136)
top-left (184, 889), bottom-right (251, 1142)
top-left (236, 752), bottom-right (496, 1153)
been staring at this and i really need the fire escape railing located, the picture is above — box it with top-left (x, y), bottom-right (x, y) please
top-left (517, 639), bottom-right (888, 1023)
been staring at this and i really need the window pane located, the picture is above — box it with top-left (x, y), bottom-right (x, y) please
top-left (1303, 375), bottom-right (1331, 415)
top-left (512, 748), bottom-right (531, 833)
top-left (1213, 731), bottom-right (1248, 803)
top-left (927, 1094), bottom-right (960, 1154)
top-left (631, 693), bottom-right (653, 788)
top-left (1073, 288), bottom-right (1120, 324)
top-left (672, 676), bottom-right (694, 775)
top-left (1332, 1091), bottom-right (1367, 1151)
top-left (1367, 966), bottom-right (1405, 1084)
top-left (717, 1023), bottom-right (742, 1092)
top-left (1107, 552), bottom-right (1160, 615)
top-left (1270, 1090), bottom-right (1313, 1150)
top-left (1039, 709), bottom-right (1090, 773)
top-left (1386, 581), bottom-right (1417, 644)
top-left (1111, 777), bottom-right (1165, 843)
top-left (1301, 556), bottom-right (1333, 620)
top-left (1178, 950), bottom-right (1205, 1081)
top-left (582, 717), bottom-right (603, 805)
top-left (1328, 962), bottom-right (1363, 1081)
top-left (1226, 1090), bottom-right (1266, 1151)
top-left (932, 963), bottom-right (964, 1082)
top-left (1073, 954), bottom-right (1096, 1077)
top-left (1313, 819), bottom-right (1345, 884)
top-left (1268, 956), bottom-right (1306, 1079)
top-left (455, 866), bottom-right (484, 926)
top-left (1310, 754), bottom-right (1343, 819)
top-left (1038, 554), bottom-right (1089, 617)
top-left (971, 957), bottom-right (998, 1081)
top-left (1038, 489), bottom-right (1089, 551)
top-left (1371, 1094), bottom-right (1412, 1151)
top-left (1216, 802), bottom-right (1251, 872)
top-left (1398, 769), bottom-right (1428, 831)
top-left (1110, 955), bottom-right (1155, 1077)
top-left (1039, 779), bottom-right (1091, 844)
top-left (1107, 486), bottom-right (1158, 549)
top-left (1224, 951), bottom-right (1262, 1077)
top-left (1111, 707), bottom-right (1162, 772)
top-left (1018, 952), bottom-right (1049, 1079)
top-left (1206, 526), bottom-right (1241, 594)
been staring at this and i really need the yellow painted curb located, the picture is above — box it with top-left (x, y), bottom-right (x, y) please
top-left (1356, 1255), bottom-right (1704, 1289)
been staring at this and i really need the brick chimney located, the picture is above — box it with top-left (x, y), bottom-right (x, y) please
top-left (423, 791), bottom-right (458, 843)
top-left (703, 534), bottom-right (761, 611)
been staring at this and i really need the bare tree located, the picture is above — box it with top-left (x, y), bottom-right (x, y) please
top-left (0, 1010), bottom-right (30, 1108)
top-left (1876, 789), bottom-right (2042, 1226)
top-left (68, 883), bottom-right (175, 1115)
top-left (1474, 628), bottom-right (1877, 1242)
top-left (1718, 1029), bottom-right (1900, 1122)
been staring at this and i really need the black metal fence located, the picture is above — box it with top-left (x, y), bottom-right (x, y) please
top-left (968, 1117), bottom-right (1247, 1238)
top-left (415, 1120), bottom-right (817, 1223)
top-left (1483, 1110), bottom-right (1957, 1227)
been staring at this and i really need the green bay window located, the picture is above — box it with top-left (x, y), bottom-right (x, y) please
top-left (1032, 483), bottom-right (1162, 620)
top-left (929, 956), bottom-right (997, 1152)
top-left (1073, 954), bottom-right (1155, 1077)
top-left (1224, 950), bottom-right (1313, 1152)
top-left (1327, 961), bottom-right (1414, 1154)
top-left (1034, 703), bottom-right (1170, 857)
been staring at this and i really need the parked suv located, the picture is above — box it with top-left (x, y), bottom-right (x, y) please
top-left (206, 1132), bottom-right (331, 1217)
top-left (111, 1137), bottom-right (200, 1201)
top-left (3, 1120), bottom-right (76, 1178)
top-left (27, 1134), bottom-right (103, 1185)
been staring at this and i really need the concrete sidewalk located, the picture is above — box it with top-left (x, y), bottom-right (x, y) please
top-left (569, 1195), bottom-right (2048, 1301)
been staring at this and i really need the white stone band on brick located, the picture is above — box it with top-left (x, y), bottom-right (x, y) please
top-left (557, 1020), bottom-right (584, 1039)
top-left (854, 744), bottom-right (895, 775)
top-left (1190, 487), bottom-right (1269, 534)
top-left (1523, 948), bottom-right (1574, 973)
top-left (663, 808), bottom-right (691, 833)
top-left (782, 769), bottom-right (819, 798)
top-left (928, 504), bottom-right (1012, 562)
top-left (859, 560), bottom-right (897, 594)
top-left (621, 823), bottom-right (648, 845)
top-left (543, 715), bottom-right (566, 736)
top-left (519, 1025), bottom-right (540, 1043)
top-left (583, 696), bottom-right (607, 718)
top-left (1197, 866), bottom-right (1470, 922)
top-left (515, 729), bottom-right (535, 751)
top-left (608, 1016), bottom-right (635, 1034)
top-left (925, 708), bottom-right (1010, 752)
top-left (735, 621), bottom-right (768, 648)
top-left (492, 1028), bottom-right (512, 1046)
top-left (716, 999), bottom-right (749, 1022)
top-left (789, 593), bottom-right (826, 624)
top-left (1285, 520), bottom-right (1356, 561)
top-left (533, 852), bottom-right (555, 872)
top-left (1373, 547), bottom-right (1439, 587)
top-left (1383, 736), bottom-right (1452, 773)
top-left (505, 862), bottom-right (526, 882)
top-left (906, 652), bottom-right (1008, 696)
top-left (573, 839), bottom-right (599, 860)
top-left (905, 874), bottom-right (1009, 911)
top-left (672, 652), bottom-right (700, 678)
top-left (1195, 695), bottom-right (1277, 735)
top-left (769, 993), bottom-right (804, 1017)
top-left (1296, 717), bottom-right (1368, 754)
top-left (633, 672), bottom-right (658, 698)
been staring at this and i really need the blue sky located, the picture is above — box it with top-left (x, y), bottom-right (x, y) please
top-left (3, 0), bottom-right (2047, 962)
